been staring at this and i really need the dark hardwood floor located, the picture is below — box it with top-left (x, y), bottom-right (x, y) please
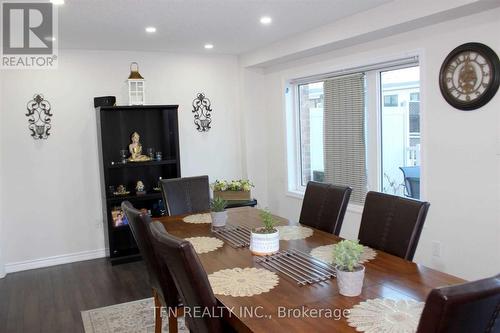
top-left (0, 258), bottom-right (151, 333)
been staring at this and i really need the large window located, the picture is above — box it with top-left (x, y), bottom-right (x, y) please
top-left (289, 61), bottom-right (421, 204)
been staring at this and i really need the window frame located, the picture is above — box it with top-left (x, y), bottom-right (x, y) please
top-left (285, 57), bottom-right (423, 205)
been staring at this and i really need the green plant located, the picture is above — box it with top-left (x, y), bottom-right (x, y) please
top-left (331, 240), bottom-right (364, 272)
top-left (258, 209), bottom-right (277, 233)
top-left (210, 197), bottom-right (227, 212)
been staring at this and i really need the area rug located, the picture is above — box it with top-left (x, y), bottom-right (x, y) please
top-left (81, 298), bottom-right (189, 333)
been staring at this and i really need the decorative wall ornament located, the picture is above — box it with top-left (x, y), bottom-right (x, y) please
top-left (439, 42), bottom-right (500, 110)
top-left (192, 92), bottom-right (212, 132)
top-left (26, 94), bottom-right (53, 140)
top-left (127, 62), bottom-right (145, 105)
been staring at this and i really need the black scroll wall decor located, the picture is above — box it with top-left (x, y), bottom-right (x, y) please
top-left (26, 94), bottom-right (53, 140)
top-left (192, 92), bottom-right (212, 132)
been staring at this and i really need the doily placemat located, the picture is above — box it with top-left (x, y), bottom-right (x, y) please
top-left (346, 298), bottom-right (424, 333)
top-left (275, 225), bottom-right (313, 240)
top-left (185, 236), bottom-right (223, 254)
top-left (208, 267), bottom-right (279, 297)
top-left (182, 213), bottom-right (212, 224)
top-left (310, 244), bottom-right (377, 265)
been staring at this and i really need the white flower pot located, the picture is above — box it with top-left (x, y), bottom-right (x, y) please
top-left (250, 229), bottom-right (280, 256)
top-left (211, 211), bottom-right (228, 227)
top-left (336, 265), bottom-right (365, 297)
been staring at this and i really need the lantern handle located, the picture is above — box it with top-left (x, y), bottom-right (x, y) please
top-left (130, 62), bottom-right (139, 72)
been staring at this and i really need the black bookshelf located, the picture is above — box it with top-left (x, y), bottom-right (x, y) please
top-left (96, 105), bottom-right (180, 264)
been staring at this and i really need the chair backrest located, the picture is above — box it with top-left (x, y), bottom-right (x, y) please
top-left (299, 181), bottom-right (352, 235)
top-left (121, 201), bottom-right (179, 308)
top-left (358, 191), bottom-right (430, 261)
top-left (399, 166), bottom-right (420, 199)
top-left (149, 221), bottom-right (222, 333)
top-left (416, 274), bottom-right (500, 333)
top-left (160, 176), bottom-right (210, 216)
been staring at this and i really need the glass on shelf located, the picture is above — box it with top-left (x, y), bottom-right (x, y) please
top-left (155, 151), bottom-right (162, 161)
top-left (147, 148), bottom-right (154, 159)
top-left (120, 149), bottom-right (128, 164)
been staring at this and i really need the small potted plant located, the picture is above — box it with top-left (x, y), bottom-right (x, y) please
top-left (332, 240), bottom-right (365, 297)
top-left (250, 209), bottom-right (280, 255)
top-left (210, 197), bottom-right (228, 227)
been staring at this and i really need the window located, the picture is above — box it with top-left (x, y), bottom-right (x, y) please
top-left (383, 94), bottom-right (398, 107)
top-left (380, 67), bottom-right (420, 198)
top-left (288, 59), bottom-right (421, 204)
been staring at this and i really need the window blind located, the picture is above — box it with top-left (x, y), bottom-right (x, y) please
top-left (323, 73), bottom-right (367, 204)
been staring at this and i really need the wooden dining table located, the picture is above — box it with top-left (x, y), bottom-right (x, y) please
top-left (158, 207), bottom-right (465, 332)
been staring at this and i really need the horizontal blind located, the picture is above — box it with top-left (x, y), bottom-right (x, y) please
top-left (323, 73), bottom-right (367, 204)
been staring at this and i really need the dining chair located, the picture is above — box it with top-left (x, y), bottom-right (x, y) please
top-left (299, 181), bottom-right (352, 235)
top-left (160, 175), bottom-right (210, 216)
top-left (149, 221), bottom-right (227, 333)
top-left (416, 273), bottom-right (500, 332)
top-left (357, 191), bottom-right (430, 261)
top-left (121, 201), bottom-right (183, 333)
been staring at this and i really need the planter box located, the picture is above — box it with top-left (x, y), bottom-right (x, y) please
top-left (213, 190), bottom-right (251, 201)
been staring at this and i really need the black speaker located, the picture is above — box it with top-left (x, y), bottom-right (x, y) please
top-left (94, 96), bottom-right (116, 108)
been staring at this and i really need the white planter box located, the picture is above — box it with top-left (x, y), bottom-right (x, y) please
top-left (250, 229), bottom-right (279, 255)
top-left (211, 211), bottom-right (228, 227)
top-left (336, 265), bottom-right (365, 297)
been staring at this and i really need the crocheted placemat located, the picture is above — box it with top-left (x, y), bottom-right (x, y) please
top-left (185, 236), bottom-right (224, 254)
top-left (208, 267), bottom-right (279, 297)
top-left (275, 225), bottom-right (313, 240)
top-left (182, 213), bottom-right (212, 224)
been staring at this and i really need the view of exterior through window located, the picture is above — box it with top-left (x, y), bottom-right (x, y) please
top-left (380, 66), bottom-right (420, 198)
top-left (297, 65), bottom-right (420, 199)
top-left (299, 82), bottom-right (324, 186)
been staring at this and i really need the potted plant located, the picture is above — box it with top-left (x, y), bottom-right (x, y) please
top-left (210, 197), bottom-right (228, 227)
top-left (332, 240), bottom-right (365, 297)
top-left (250, 209), bottom-right (280, 255)
top-left (212, 179), bottom-right (254, 201)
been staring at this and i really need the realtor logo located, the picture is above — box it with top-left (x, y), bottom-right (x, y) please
top-left (1, 1), bottom-right (58, 69)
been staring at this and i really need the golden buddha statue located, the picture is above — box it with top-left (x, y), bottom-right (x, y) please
top-left (128, 132), bottom-right (152, 162)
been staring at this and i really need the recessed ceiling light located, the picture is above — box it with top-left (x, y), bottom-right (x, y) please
top-left (145, 27), bottom-right (157, 33)
top-left (204, 44), bottom-right (214, 50)
top-left (260, 16), bottom-right (272, 25)
top-left (50, 0), bottom-right (65, 5)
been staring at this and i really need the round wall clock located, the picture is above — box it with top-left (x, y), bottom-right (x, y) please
top-left (439, 42), bottom-right (500, 111)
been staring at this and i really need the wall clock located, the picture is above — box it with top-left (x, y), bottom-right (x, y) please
top-left (439, 42), bottom-right (500, 111)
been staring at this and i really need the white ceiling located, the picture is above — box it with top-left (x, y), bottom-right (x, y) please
top-left (57, 0), bottom-right (392, 54)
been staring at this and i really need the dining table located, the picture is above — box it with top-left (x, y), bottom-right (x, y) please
top-left (158, 206), bottom-right (465, 332)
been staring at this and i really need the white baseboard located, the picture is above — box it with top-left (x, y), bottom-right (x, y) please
top-left (4, 248), bottom-right (107, 274)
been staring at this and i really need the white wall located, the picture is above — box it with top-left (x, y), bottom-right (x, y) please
top-left (0, 49), bottom-right (242, 270)
top-left (242, 8), bottom-right (500, 280)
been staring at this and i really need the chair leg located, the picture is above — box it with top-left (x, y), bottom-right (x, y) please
top-left (153, 289), bottom-right (163, 333)
top-left (168, 307), bottom-right (178, 333)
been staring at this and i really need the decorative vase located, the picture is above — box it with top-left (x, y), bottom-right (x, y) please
top-left (250, 228), bottom-right (279, 256)
top-left (336, 265), bottom-right (365, 297)
top-left (211, 211), bottom-right (228, 227)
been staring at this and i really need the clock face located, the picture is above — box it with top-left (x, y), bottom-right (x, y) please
top-left (439, 43), bottom-right (500, 110)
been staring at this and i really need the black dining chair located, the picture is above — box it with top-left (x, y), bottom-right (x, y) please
top-left (358, 191), bottom-right (430, 261)
top-left (149, 221), bottom-right (229, 333)
top-left (416, 273), bottom-right (500, 333)
top-left (299, 181), bottom-right (352, 235)
top-left (121, 201), bottom-right (183, 333)
top-left (160, 175), bottom-right (210, 216)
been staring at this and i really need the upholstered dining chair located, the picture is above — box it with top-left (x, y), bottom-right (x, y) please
top-left (299, 181), bottom-right (352, 235)
top-left (357, 191), bottom-right (430, 261)
top-left (149, 221), bottom-right (228, 333)
top-left (121, 201), bottom-right (183, 333)
top-left (160, 175), bottom-right (210, 216)
top-left (416, 274), bottom-right (500, 332)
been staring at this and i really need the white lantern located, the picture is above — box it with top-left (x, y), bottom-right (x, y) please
top-left (127, 62), bottom-right (145, 105)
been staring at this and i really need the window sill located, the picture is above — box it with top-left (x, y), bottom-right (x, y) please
top-left (286, 190), bottom-right (364, 214)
